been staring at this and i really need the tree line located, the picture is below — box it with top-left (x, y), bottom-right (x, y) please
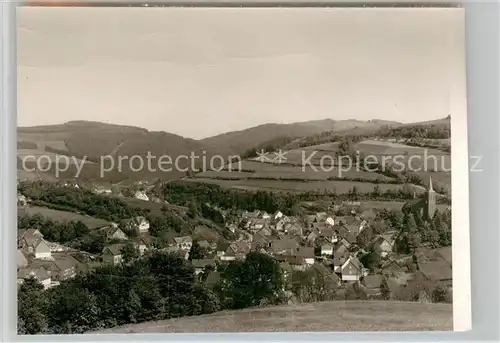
top-left (19, 183), bottom-right (143, 222)
top-left (18, 251), bottom-right (285, 334)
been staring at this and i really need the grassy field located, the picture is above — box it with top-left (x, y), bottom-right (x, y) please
top-left (91, 301), bottom-right (453, 333)
top-left (283, 140), bottom-right (451, 173)
top-left (198, 161), bottom-right (395, 182)
top-left (186, 178), bottom-right (423, 195)
top-left (18, 206), bottom-right (110, 229)
top-left (189, 139), bottom-right (451, 197)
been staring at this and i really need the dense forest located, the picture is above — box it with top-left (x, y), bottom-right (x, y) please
top-left (18, 183), bottom-right (142, 222)
top-left (18, 251), bottom-right (286, 334)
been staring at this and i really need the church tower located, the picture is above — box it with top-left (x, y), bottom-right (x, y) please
top-left (424, 176), bottom-right (436, 220)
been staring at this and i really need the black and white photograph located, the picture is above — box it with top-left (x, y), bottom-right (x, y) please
top-left (16, 6), bottom-right (469, 334)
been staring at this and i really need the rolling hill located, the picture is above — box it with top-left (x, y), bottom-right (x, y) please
top-left (17, 121), bottom-right (211, 182)
top-left (200, 118), bottom-right (402, 156)
top-left (17, 117), bottom-right (450, 183)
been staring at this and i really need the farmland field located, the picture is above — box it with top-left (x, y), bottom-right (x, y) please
top-left (279, 140), bottom-right (451, 172)
top-left (18, 206), bottom-right (110, 229)
top-left (92, 301), bottom-right (452, 333)
top-left (197, 139), bottom-right (452, 194)
top-left (197, 161), bottom-right (395, 182)
top-left (186, 177), bottom-right (423, 194)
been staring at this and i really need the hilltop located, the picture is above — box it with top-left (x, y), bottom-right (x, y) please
top-left (200, 118), bottom-right (402, 156)
top-left (17, 117), bottom-right (450, 183)
top-left (92, 300), bottom-right (453, 333)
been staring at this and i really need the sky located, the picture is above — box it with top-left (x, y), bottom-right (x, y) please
top-left (17, 7), bottom-right (466, 139)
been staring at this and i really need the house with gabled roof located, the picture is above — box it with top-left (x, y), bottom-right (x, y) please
top-left (381, 258), bottom-right (405, 274)
top-left (276, 216), bottom-right (292, 231)
top-left (315, 212), bottom-right (328, 222)
top-left (256, 227), bottom-right (272, 237)
top-left (134, 190), bottom-right (149, 202)
top-left (319, 226), bottom-right (338, 243)
top-left (248, 218), bottom-right (269, 232)
top-left (216, 242), bottom-right (231, 259)
top-left (243, 210), bottom-right (261, 220)
top-left (173, 236), bottom-right (193, 251)
top-left (261, 211), bottom-right (271, 220)
top-left (306, 230), bottom-right (318, 244)
top-left (321, 243), bottom-right (334, 257)
top-left (325, 216), bottom-right (335, 226)
top-left (228, 241), bottom-right (251, 260)
top-left (102, 243), bottom-right (125, 265)
top-left (93, 186), bottom-right (112, 195)
top-left (333, 253), bottom-right (349, 272)
top-left (283, 222), bottom-right (303, 236)
top-left (17, 193), bottom-right (28, 206)
top-left (226, 223), bottom-right (238, 234)
top-left (340, 256), bottom-right (364, 281)
top-left (18, 229), bottom-right (51, 260)
top-left (251, 233), bottom-right (271, 251)
top-left (273, 210), bottom-right (284, 220)
top-left (275, 255), bottom-right (308, 271)
top-left (295, 247), bottom-right (315, 265)
top-left (30, 254), bottom-right (78, 283)
top-left (268, 238), bottom-right (299, 256)
top-left (216, 241), bottom-right (250, 261)
top-left (18, 266), bottom-right (52, 289)
top-left (124, 216), bottom-right (150, 234)
top-left (99, 226), bottom-right (128, 241)
top-left (134, 235), bottom-right (152, 256)
top-left (334, 237), bottom-right (351, 253)
top-left (372, 234), bottom-right (395, 257)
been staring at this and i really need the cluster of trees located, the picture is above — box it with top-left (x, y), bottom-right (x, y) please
top-left (393, 209), bottom-right (452, 254)
top-left (147, 211), bottom-right (192, 237)
top-left (18, 214), bottom-right (90, 244)
top-left (292, 133), bottom-right (366, 150)
top-left (158, 181), bottom-right (301, 216)
top-left (17, 213), bottom-right (119, 254)
top-left (18, 251), bottom-right (285, 335)
top-left (291, 265), bottom-right (338, 303)
top-left (17, 183), bottom-right (236, 252)
top-left (214, 252), bottom-right (285, 309)
top-left (159, 181), bottom-right (442, 220)
top-left (376, 124), bottom-right (451, 140)
top-left (390, 272), bottom-right (452, 303)
top-left (18, 183), bottom-right (143, 222)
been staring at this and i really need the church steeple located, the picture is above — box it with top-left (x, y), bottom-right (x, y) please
top-left (428, 176), bottom-right (434, 193)
top-left (425, 176), bottom-right (436, 220)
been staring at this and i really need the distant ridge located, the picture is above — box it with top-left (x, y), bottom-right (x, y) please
top-left (200, 118), bottom-right (401, 155)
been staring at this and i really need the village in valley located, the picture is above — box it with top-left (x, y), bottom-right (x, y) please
top-left (17, 167), bottom-right (452, 306)
top-left (15, 116), bottom-right (454, 334)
